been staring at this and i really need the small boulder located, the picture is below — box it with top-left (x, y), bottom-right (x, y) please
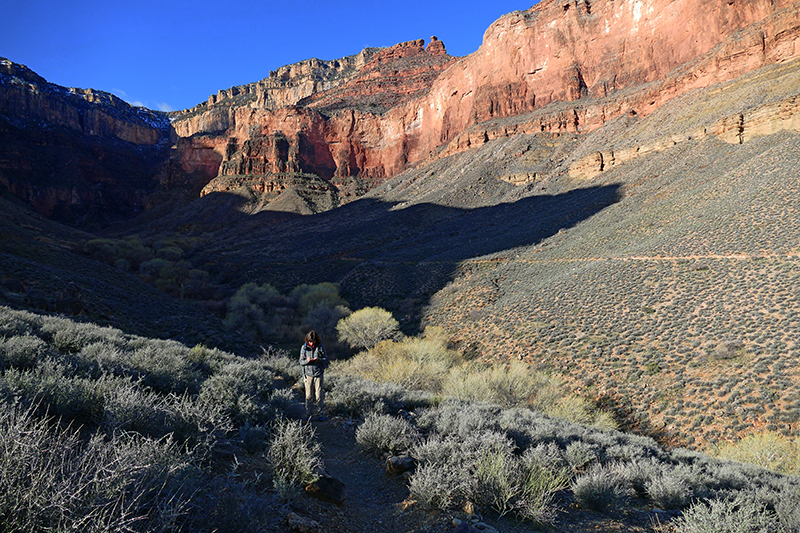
top-left (385, 455), bottom-right (416, 475)
top-left (286, 512), bottom-right (321, 533)
top-left (304, 475), bottom-right (346, 504)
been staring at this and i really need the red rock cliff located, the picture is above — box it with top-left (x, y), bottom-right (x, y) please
top-left (172, 0), bottom-right (800, 206)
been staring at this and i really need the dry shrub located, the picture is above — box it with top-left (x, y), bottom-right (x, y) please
top-left (266, 418), bottom-right (322, 500)
top-left (332, 328), bottom-right (461, 391)
top-left (442, 360), bottom-right (615, 428)
top-left (355, 413), bottom-right (420, 455)
top-left (334, 333), bottom-right (613, 428)
top-left (710, 432), bottom-right (800, 475)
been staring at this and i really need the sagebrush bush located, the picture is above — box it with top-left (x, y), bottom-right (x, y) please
top-left (572, 464), bottom-right (627, 512)
top-left (616, 457), bottom-right (663, 497)
top-left (260, 347), bottom-right (303, 382)
top-left (324, 374), bottom-right (434, 417)
top-left (130, 341), bottom-right (203, 394)
top-left (409, 432), bottom-right (506, 510)
top-left (409, 430), bottom-right (565, 523)
top-left (266, 417), bottom-right (322, 500)
top-left (0, 334), bottom-right (49, 369)
top-left (673, 494), bottom-right (780, 533)
top-left (1, 359), bottom-right (105, 422)
top-left (522, 442), bottom-right (570, 473)
top-left (415, 400), bottom-right (501, 438)
top-left (646, 473), bottom-right (692, 510)
top-left (565, 440), bottom-right (600, 471)
top-left (0, 402), bottom-right (197, 532)
top-left (39, 318), bottom-right (125, 354)
top-left (355, 413), bottom-right (420, 456)
top-left (198, 360), bottom-right (276, 424)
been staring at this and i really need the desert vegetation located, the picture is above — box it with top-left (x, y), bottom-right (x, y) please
top-left (83, 236), bottom-right (211, 300)
top-left (0, 305), bottom-right (310, 532)
top-left (3, 303), bottom-right (799, 532)
top-left (224, 281), bottom-right (350, 349)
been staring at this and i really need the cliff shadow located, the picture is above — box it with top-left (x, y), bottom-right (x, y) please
top-left (194, 183), bottom-right (623, 333)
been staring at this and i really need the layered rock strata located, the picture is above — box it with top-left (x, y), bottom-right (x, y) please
top-left (172, 0), bottom-right (800, 211)
top-left (4, 0), bottom-right (800, 222)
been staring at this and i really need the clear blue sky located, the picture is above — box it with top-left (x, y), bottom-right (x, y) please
top-left (2, 1), bottom-right (537, 112)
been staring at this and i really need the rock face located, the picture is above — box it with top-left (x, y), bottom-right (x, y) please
top-left (173, 39), bottom-right (456, 209)
top-left (171, 0), bottom-right (800, 212)
top-left (0, 58), bottom-right (176, 225)
top-left (3, 0), bottom-right (800, 222)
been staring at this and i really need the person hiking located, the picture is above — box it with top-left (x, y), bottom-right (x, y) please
top-left (299, 330), bottom-right (328, 421)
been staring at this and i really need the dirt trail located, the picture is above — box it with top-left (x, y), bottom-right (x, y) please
top-left (297, 417), bottom-right (450, 533)
top-left (289, 417), bottom-right (661, 533)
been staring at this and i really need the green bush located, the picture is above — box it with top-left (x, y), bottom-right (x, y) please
top-left (336, 307), bottom-right (400, 350)
top-left (334, 330), bottom-right (461, 390)
top-left (224, 283), bottom-right (291, 343)
top-left (517, 461), bottom-right (570, 523)
top-left (441, 360), bottom-right (614, 428)
top-left (290, 282), bottom-right (348, 318)
top-left (711, 431), bottom-right (800, 475)
top-left (83, 238), bottom-right (118, 264)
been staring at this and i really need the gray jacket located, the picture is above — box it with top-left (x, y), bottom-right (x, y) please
top-left (299, 343), bottom-right (327, 377)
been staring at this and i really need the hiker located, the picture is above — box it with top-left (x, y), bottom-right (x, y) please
top-left (299, 330), bottom-right (328, 420)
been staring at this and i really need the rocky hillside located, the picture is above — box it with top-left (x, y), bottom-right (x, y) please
top-left (4, 0), bottom-right (800, 224)
top-left (124, 53), bottom-right (800, 449)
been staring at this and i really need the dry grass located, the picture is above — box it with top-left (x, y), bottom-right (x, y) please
top-left (709, 432), bottom-right (800, 475)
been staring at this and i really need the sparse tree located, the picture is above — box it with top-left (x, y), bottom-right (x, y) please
top-left (336, 307), bottom-right (400, 351)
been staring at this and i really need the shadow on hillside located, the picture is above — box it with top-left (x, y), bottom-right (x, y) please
top-left (191, 183), bottom-right (622, 333)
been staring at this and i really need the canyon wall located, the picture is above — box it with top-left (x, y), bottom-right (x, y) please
top-left (0, 58), bottom-right (175, 224)
top-left (171, 0), bottom-right (800, 206)
top-left (3, 0), bottom-right (800, 223)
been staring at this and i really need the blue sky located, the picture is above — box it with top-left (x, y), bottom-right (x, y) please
top-left (2, 1), bottom-right (537, 112)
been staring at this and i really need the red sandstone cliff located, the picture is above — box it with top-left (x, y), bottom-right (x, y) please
top-left (171, 0), bottom-right (800, 211)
